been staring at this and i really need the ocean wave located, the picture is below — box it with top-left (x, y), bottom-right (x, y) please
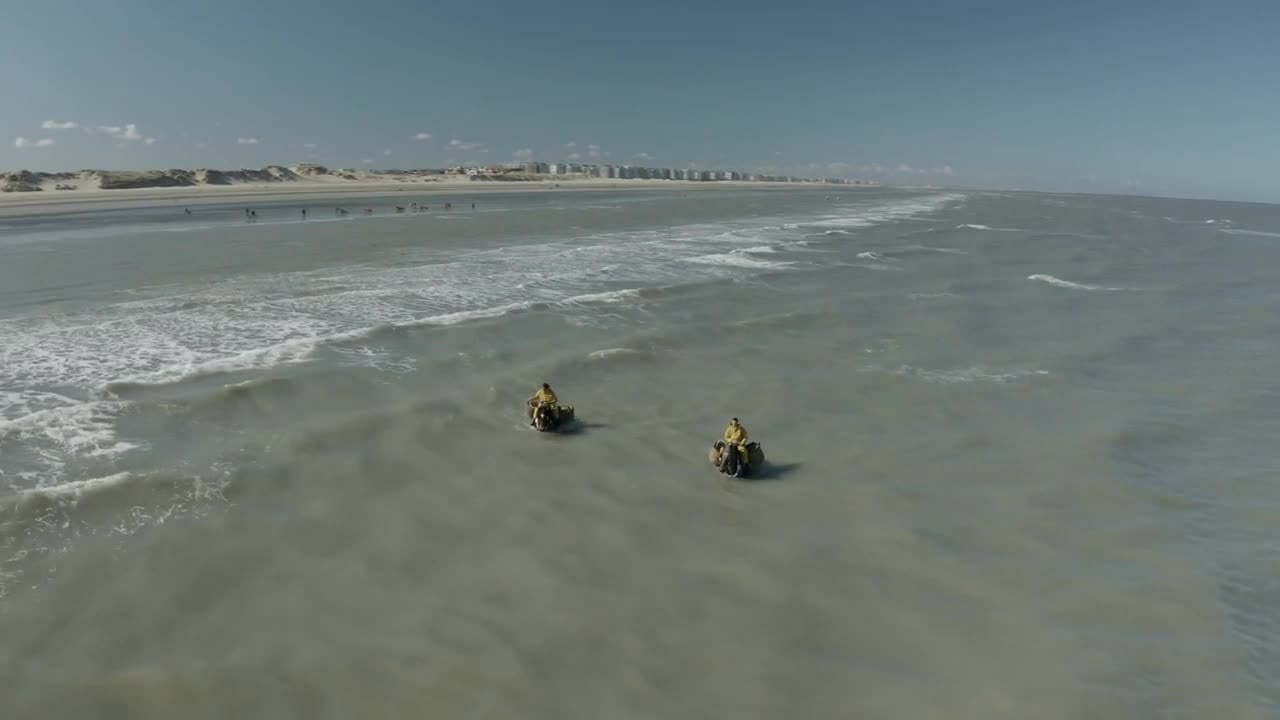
top-left (562, 288), bottom-right (644, 305)
top-left (10, 471), bottom-right (134, 505)
top-left (587, 347), bottom-right (646, 360)
top-left (683, 253), bottom-right (794, 270)
top-left (804, 193), bottom-right (966, 229)
top-left (0, 466), bottom-right (230, 598)
top-left (892, 365), bottom-right (1050, 385)
top-left (845, 262), bottom-right (904, 272)
top-left (955, 223), bottom-right (1021, 232)
top-left (0, 396), bottom-right (138, 484)
top-left (856, 251), bottom-right (889, 261)
top-left (1220, 228), bottom-right (1280, 239)
top-left (888, 245), bottom-right (967, 257)
top-left (1027, 274), bottom-right (1121, 291)
top-left (2, 192), bottom-right (962, 491)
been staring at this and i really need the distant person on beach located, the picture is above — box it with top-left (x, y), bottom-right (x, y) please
top-left (301, 209), bottom-right (306, 219)
top-left (471, 202), bottom-right (475, 209)
top-left (185, 208), bottom-right (191, 215)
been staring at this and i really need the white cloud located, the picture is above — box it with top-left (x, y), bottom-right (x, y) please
top-left (413, 132), bottom-right (432, 141)
top-left (144, 137), bottom-right (157, 145)
top-left (895, 163), bottom-right (914, 173)
top-left (237, 137), bottom-right (259, 145)
top-left (14, 137), bottom-right (55, 148)
top-left (568, 152), bottom-right (581, 160)
top-left (303, 142), bottom-right (317, 149)
top-left (383, 148), bottom-right (392, 156)
top-left (97, 124), bottom-right (144, 141)
top-left (41, 120), bottom-right (78, 130)
top-left (566, 141), bottom-right (576, 148)
top-left (635, 152), bottom-right (652, 160)
top-left (587, 144), bottom-right (601, 158)
top-left (449, 138), bottom-right (483, 151)
top-left (513, 148), bottom-right (534, 160)
top-left (933, 165), bottom-right (955, 176)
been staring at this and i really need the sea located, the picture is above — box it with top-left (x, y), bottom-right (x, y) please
top-left (0, 186), bottom-right (1276, 718)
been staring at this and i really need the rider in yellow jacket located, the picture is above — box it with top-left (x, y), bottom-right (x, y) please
top-left (724, 417), bottom-right (749, 457)
top-left (529, 383), bottom-right (560, 420)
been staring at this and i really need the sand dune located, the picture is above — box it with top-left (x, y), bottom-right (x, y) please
top-left (0, 164), bottom-right (396, 193)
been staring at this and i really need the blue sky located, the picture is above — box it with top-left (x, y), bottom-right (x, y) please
top-left (3, 0), bottom-right (1278, 202)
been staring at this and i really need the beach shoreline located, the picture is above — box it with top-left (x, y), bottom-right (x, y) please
top-left (0, 176), bottom-right (865, 218)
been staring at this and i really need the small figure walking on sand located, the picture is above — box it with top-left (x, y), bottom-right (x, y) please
top-left (471, 202), bottom-right (475, 209)
top-left (301, 208), bottom-right (307, 219)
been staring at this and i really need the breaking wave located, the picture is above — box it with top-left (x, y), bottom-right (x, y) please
top-left (1028, 274), bottom-right (1121, 291)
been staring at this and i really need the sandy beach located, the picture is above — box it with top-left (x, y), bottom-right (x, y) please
top-left (0, 172), bottom-right (855, 217)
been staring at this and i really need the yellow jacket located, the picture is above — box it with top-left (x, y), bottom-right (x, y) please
top-left (531, 388), bottom-right (558, 406)
top-left (724, 422), bottom-right (748, 445)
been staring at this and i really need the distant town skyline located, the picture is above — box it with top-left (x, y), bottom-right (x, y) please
top-left (4, 1), bottom-right (1279, 202)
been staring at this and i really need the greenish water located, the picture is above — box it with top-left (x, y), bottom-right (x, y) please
top-left (1, 187), bottom-right (1276, 718)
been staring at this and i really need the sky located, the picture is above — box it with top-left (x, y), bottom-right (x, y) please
top-left (3, 0), bottom-right (1279, 202)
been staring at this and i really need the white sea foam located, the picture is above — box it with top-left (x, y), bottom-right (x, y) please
top-left (17, 471), bottom-right (133, 502)
top-left (893, 365), bottom-right (1050, 385)
top-left (956, 223), bottom-right (1021, 232)
top-left (683, 253), bottom-right (794, 270)
top-left (1, 192), bottom-right (961, 491)
top-left (806, 193), bottom-right (966, 229)
top-left (1027, 274), bottom-right (1120, 291)
top-left (0, 396), bottom-right (135, 461)
top-left (1220, 228), bottom-right (1280, 239)
top-left (856, 251), bottom-right (889, 261)
top-left (562, 289), bottom-right (644, 305)
top-left (587, 348), bottom-right (644, 360)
